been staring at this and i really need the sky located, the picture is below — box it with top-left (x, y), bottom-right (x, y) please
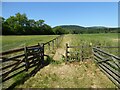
top-left (2, 2), bottom-right (118, 27)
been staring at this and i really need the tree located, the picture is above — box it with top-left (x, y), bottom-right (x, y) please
top-left (36, 20), bottom-right (45, 27)
top-left (15, 13), bottom-right (28, 27)
top-left (28, 19), bottom-right (35, 27)
top-left (42, 24), bottom-right (54, 34)
top-left (53, 26), bottom-right (68, 35)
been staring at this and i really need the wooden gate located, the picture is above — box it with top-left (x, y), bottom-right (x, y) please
top-left (0, 35), bottom-right (63, 89)
top-left (65, 43), bottom-right (92, 63)
top-left (92, 46), bottom-right (120, 88)
top-left (1, 43), bottom-right (44, 84)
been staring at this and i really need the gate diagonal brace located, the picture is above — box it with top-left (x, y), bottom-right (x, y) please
top-left (97, 57), bottom-right (112, 63)
top-left (111, 57), bottom-right (120, 69)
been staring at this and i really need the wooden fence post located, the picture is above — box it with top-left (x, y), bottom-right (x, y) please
top-left (48, 42), bottom-right (50, 51)
top-left (66, 43), bottom-right (68, 63)
top-left (81, 45), bottom-right (84, 61)
top-left (76, 52), bottom-right (79, 61)
top-left (55, 38), bottom-right (57, 49)
top-left (24, 46), bottom-right (29, 71)
top-left (56, 38), bottom-right (58, 48)
top-left (41, 43), bottom-right (44, 65)
top-left (52, 40), bottom-right (54, 50)
top-left (37, 43), bottom-right (41, 64)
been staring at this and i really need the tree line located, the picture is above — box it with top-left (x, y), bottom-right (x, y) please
top-left (60, 25), bottom-right (119, 34)
top-left (1, 13), bottom-right (67, 35)
top-left (1, 13), bottom-right (119, 35)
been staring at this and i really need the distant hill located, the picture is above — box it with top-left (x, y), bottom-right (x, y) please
top-left (60, 25), bottom-right (85, 29)
top-left (87, 26), bottom-right (108, 29)
top-left (59, 25), bottom-right (108, 29)
top-left (54, 25), bottom-right (119, 34)
top-left (55, 25), bottom-right (86, 34)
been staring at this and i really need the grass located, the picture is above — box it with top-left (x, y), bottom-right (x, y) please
top-left (2, 35), bottom-right (59, 52)
top-left (68, 33), bottom-right (119, 46)
top-left (1, 35), bottom-right (59, 88)
top-left (1, 33), bottom-right (119, 88)
top-left (17, 60), bottom-right (116, 88)
top-left (16, 33), bottom-right (118, 88)
top-left (67, 33), bottom-right (119, 56)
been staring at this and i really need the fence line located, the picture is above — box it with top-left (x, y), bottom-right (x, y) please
top-left (43, 35), bottom-right (63, 51)
top-left (0, 35), bottom-right (63, 88)
top-left (65, 43), bottom-right (92, 63)
top-left (65, 43), bottom-right (120, 88)
top-left (1, 43), bottom-right (44, 83)
top-left (92, 47), bottom-right (120, 88)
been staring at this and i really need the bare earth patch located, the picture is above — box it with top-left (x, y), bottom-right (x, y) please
top-left (53, 48), bottom-right (65, 61)
top-left (112, 38), bottom-right (120, 42)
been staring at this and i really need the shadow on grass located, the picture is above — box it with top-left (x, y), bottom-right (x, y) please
top-left (5, 55), bottom-right (52, 90)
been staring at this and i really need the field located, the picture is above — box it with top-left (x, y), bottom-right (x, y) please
top-left (1, 33), bottom-right (119, 88)
top-left (2, 35), bottom-right (59, 52)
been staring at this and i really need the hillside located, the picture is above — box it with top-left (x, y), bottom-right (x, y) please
top-left (55, 25), bottom-right (119, 34)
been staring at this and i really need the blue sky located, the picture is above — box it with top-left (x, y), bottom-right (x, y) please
top-left (2, 2), bottom-right (118, 27)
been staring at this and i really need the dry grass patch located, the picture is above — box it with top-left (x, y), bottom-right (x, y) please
top-left (17, 60), bottom-right (116, 88)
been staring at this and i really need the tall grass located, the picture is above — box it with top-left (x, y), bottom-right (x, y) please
top-left (67, 33), bottom-right (119, 57)
top-left (2, 35), bottom-right (59, 52)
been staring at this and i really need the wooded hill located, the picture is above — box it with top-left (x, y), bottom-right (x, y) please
top-left (58, 25), bottom-right (119, 34)
top-left (1, 13), bottom-right (119, 35)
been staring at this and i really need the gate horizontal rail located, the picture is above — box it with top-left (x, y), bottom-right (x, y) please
top-left (92, 47), bottom-right (120, 88)
top-left (0, 35), bottom-right (63, 89)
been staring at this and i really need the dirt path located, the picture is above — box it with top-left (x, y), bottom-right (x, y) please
top-left (53, 35), bottom-right (72, 61)
top-left (53, 48), bottom-right (65, 61)
top-left (112, 38), bottom-right (120, 42)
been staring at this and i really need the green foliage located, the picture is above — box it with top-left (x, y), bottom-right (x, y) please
top-left (2, 13), bottom-right (54, 35)
top-left (46, 56), bottom-right (62, 65)
top-left (2, 13), bottom-right (119, 35)
top-left (53, 26), bottom-right (69, 35)
top-left (59, 25), bottom-right (119, 34)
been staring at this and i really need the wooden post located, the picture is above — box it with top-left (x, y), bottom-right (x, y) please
top-left (76, 52), bottom-right (79, 62)
top-left (24, 46), bottom-right (29, 71)
top-left (48, 42), bottom-right (50, 51)
top-left (38, 43), bottom-right (41, 64)
top-left (66, 43), bottom-right (68, 63)
top-left (52, 40), bottom-right (54, 50)
top-left (55, 38), bottom-right (57, 49)
top-left (81, 45), bottom-right (84, 61)
top-left (56, 38), bottom-right (58, 48)
top-left (89, 44), bottom-right (92, 59)
top-left (41, 43), bottom-right (44, 65)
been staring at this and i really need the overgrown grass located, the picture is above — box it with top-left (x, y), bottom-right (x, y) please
top-left (2, 33), bottom-right (119, 88)
top-left (67, 33), bottom-right (119, 57)
top-left (16, 33), bottom-right (118, 88)
top-left (2, 35), bottom-right (59, 88)
top-left (2, 35), bottom-right (59, 52)
top-left (17, 60), bottom-right (116, 88)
